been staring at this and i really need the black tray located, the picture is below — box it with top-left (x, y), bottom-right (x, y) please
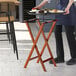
top-left (28, 10), bottom-right (65, 15)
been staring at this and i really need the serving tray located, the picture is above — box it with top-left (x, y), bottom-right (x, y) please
top-left (29, 9), bottom-right (65, 14)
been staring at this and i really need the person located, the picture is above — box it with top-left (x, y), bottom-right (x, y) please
top-left (34, 0), bottom-right (76, 65)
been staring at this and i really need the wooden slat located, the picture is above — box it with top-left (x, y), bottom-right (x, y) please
top-left (0, 16), bottom-right (15, 22)
top-left (0, 3), bottom-right (17, 12)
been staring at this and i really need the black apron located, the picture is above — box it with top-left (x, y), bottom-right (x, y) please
top-left (56, 0), bottom-right (76, 26)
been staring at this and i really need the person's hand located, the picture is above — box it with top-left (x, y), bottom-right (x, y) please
top-left (33, 0), bottom-right (48, 10)
top-left (32, 7), bottom-right (40, 10)
top-left (33, 5), bottom-right (41, 10)
top-left (64, 8), bottom-right (70, 15)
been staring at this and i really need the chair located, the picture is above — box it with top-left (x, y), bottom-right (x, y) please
top-left (0, 1), bottom-right (19, 59)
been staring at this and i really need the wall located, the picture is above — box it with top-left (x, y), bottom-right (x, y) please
top-left (19, 0), bottom-right (23, 22)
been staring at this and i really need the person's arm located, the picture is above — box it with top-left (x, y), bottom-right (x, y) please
top-left (64, 0), bottom-right (74, 14)
top-left (34, 0), bottom-right (48, 9)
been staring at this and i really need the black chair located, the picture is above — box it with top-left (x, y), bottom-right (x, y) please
top-left (0, 3), bottom-right (18, 59)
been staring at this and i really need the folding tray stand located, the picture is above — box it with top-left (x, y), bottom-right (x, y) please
top-left (24, 18), bottom-right (57, 72)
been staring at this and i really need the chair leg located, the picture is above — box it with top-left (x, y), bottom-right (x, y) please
top-left (6, 23), bottom-right (11, 42)
top-left (9, 23), bottom-right (15, 52)
top-left (10, 22), bottom-right (19, 60)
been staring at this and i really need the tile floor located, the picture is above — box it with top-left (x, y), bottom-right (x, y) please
top-left (0, 22), bottom-right (76, 76)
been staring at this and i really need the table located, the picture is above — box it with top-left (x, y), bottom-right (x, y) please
top-left (0, 0), bottom-right (20, 4)
top-left (24, 12), bottom-right (57, 71)
top-left (0, 0), bottom-right (20, 13)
